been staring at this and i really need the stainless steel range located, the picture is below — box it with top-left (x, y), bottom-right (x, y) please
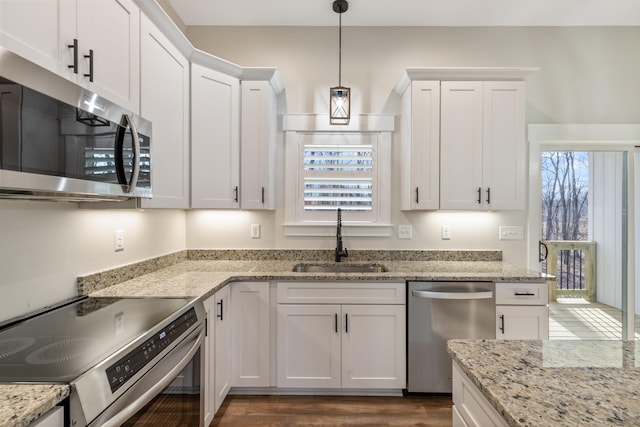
top-left (0, 296), bottom-right (205, 426)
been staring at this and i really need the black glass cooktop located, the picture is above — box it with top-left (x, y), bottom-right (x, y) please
top-left (0, 297), bottom-right (193, 383)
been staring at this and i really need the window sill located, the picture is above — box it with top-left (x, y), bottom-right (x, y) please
top-left (283, 223), bottom-right (393, 237)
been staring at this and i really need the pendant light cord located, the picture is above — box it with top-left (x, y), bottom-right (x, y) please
top-left (338, 11), bottom-right (342, 86)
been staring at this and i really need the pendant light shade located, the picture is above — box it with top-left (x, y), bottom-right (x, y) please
top-left (330, 0), bottom-right (350, 125)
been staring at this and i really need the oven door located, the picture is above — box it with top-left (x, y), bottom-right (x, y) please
top-left (89, 326), bottom-right (204, 427)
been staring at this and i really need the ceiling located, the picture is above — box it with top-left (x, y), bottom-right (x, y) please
top-left (168, 0), bottom-right (640, 27)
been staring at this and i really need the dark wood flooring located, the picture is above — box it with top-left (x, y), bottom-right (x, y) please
top-left (210, 394), bottom-right (453, 426)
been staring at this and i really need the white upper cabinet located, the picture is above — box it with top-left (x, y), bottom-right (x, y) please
top-left (73, 0), bottom-right (140, 112)
top-left (440, 80), bottom-right (526, 210)
top-left (440, 81), bottom-right (484, 210)
top-left (400, 80), bottom-right (441, 210)
top-left (481, 81), bottom-right (526, 210)
top-left (191, 63), bottom-right (240, 209)
top-left (0, 0), bottom-right (140, 113)
top-left (240, 80), bottom-right (278, 210)
top-left (139, 14), bottom-right (189, 208)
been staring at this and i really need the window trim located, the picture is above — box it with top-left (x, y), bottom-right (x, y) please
top-left (283, 114), bottom-right (394, 237)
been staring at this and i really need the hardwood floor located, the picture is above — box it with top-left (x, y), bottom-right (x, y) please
top-left (210, 394), bottom-right (453, 426)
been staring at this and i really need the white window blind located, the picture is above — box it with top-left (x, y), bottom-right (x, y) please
top-left (302, 144), bottom-right (374, 212)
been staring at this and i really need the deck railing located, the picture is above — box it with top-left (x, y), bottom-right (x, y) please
top-left (543, 240), bottom-right (596, 302)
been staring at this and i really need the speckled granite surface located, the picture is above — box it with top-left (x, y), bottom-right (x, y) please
top-left (448, 339), bottom-right (640, 427)
top-left (7, 250), bottom-right (549, 427)
top-left (78, 249), bottom-right (508, 295)
top-left (0, 384), bottom-right (68, 427)
top-left (83, 259), bottom-right (549, 300)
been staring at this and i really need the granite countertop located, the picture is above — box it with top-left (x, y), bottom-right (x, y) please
top-left (83, 259), bottom-right (550, 299)
top-left (448, 339), bottom-right (640, 427)
top-left (2, 250), bottom-right (550, 427)
top-left (0, 385), bottom-right (69, 427)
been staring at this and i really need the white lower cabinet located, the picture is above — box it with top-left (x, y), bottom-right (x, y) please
top-left (276, 282), bottom-right (406, 390)
top-left (496, 282), bottom-right (549, 340)
top-left (31, 406), bottom-right (64, 427)
top-left (452, 362), bottom-right (508, 427)
top-left (231, 281), bottom-right (270, 387)
top-left (213, 285), bottom-right (231, 413)
top-left (203, 285), bottom-right (232, 424)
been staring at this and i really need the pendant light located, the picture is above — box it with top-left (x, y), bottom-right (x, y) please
top-left (330, 0), bottom-right (350, 125)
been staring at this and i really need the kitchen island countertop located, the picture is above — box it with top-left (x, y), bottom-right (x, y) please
top-left (448, 339), bottom-right (640, 426)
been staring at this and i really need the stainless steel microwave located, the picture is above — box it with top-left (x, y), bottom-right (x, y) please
top-left (0, 47), bottom-right (151, 201)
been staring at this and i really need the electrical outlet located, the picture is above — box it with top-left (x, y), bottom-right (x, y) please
top-left (442, 225), bottom-right (452, 240)
top-left (499, 226), bottom-right (524, 240)
top-left (114, 230), bottom-right (125, 251)
top-left (398, 225), bottom-right (412, 239)
top-left (250, 224), bottom-right (261, 239)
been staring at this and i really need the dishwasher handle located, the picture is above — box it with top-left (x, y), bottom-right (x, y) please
top-left (411, 289), bottom-right (493, 300)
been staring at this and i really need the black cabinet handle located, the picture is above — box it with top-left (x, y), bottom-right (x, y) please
top-left (84, 49), bottom-right (94, 82)
top-left (514, 292), bottom-right (536, 296)
top-left (486, 187), bottom-right (491, 204)
top-left (217, 299), bottom-right (223, 320)
top-left (499, 314), bottom-right (505, 334)
top-left (233, 186), bottom-right (239, 203)
top-left (477, 187), bottom-right (482, 204)
top-left (68, 39), bottom-right (78, 73)
top-left (261, 186), bottom-right (265, 204)
top-left (345, 313), bottom-right (349, 333)
top-left (334, 313), bottom-right (338, 333)
top-left (415, 187), bottom-right (419, 204)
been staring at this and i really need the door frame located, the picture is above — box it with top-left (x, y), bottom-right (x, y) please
top-left (527, 124), bottom-right (640, 341)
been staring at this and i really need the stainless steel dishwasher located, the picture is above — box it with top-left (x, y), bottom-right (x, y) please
top-left (407, 281), bottom-right (495, 393)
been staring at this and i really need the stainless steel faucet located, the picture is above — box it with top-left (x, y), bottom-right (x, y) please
top-left (335, 208), bottom-right (348, 262)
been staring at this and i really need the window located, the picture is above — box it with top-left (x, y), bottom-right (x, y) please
top-left (303, 144), bottom-right (374, 212)
top-left (283, 115), bottom-right (393, 236)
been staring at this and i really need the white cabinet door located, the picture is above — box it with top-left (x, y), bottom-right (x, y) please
top-left (75, 0), bottom-right (140, 112)
top-left (213, 285), bottom-right (231, 413)
top-left (482, 81), bottom-right (526, 210)
top-left (231, 282), bottom-right (270, 387)
top-left (240, 80), bottom-right (277, 210)
top-left (341, 305), bottom-right (406, 389)
top-left (400, 80), bottom-right (440, 210)
top-left (202, 295), bottom-right (216, 427)
top-left (452, 362), bottom-right (509, 427)
top-left (0, 0), bottom-right (71, 78)
top-left (440, 81), bottom-right (525, 211)
top-left (440, 81), bottom-right (484, 210)
top-left (277, 304), bottom-right (341, 388)
top-left (191, 63), bottom-right (240, 208)
top-left (496, 305), bottom-right (549, 340)
top-left (139, 14), bottom-right (189, 208)
top-left (0, 0), bottom-right (139, 113)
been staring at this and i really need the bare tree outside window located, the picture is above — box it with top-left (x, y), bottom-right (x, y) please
top-left (541, 151), bottom-right (589, 292)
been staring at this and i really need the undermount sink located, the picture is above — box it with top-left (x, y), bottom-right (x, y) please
top-left (292, 263), bottom-right (388, 273)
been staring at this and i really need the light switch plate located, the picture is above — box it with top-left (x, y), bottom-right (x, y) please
top-left (114, 230), bottom-right (124, 251)
top-left (398, 225), bottom-right (412, 239)
top-left (499, 226), bottom-right (524, 240)
top-left (442, 225), bottom-right (452, 240)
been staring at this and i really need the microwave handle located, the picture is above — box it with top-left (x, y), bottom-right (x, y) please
top-left (115, 113), bottom-right (141, 194)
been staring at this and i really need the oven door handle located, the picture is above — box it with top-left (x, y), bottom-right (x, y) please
top-left (98, 325), bottom-right (204, 427)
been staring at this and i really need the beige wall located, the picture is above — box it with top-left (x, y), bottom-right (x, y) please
top-left (186, 26), bottom-right (640, 123)
top-left (0, 201), bottom-right (186, 321)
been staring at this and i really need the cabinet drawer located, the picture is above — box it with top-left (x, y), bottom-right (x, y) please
top-left (277, 281), bottom-right (405, 304)
top-left (495, 282), bottom-right (548, 305)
